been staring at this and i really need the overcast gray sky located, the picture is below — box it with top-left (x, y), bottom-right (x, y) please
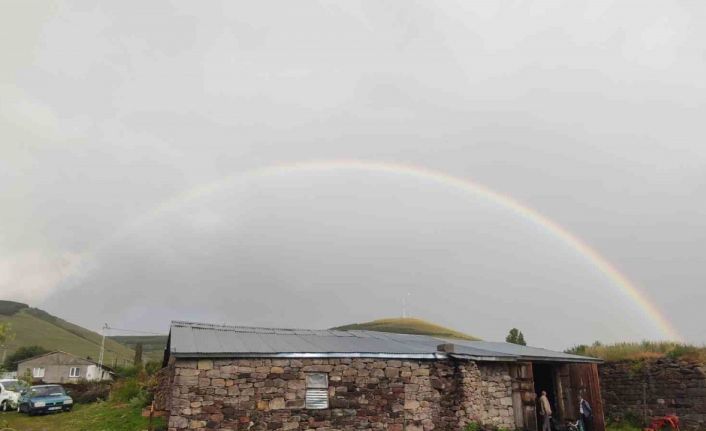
top-left (1, 1), bottom-right (705, 349)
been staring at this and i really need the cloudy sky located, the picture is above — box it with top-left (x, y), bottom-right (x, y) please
top-left (1, 1), bottom-right (705, 349)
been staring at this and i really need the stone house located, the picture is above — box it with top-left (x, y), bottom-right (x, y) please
top-left (17, 351), bottom-right (114, 384)
top-left (161, 321), bottom-right (605, 431)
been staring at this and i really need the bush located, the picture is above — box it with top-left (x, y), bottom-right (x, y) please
top-left (110, 369), bottom-right (156, 409)
top-left (464, 421), bottom-right (480, 431)
top-left (564, 341), bottom-right (706, 362)
top-left (145, 360), bottom-right (162, 375)
top-left (64, 382), bottom-right (111, 404)
top-left (110, 378), bottom-right (144, 403)
top-left (114, 364), bottom-right (142, 378)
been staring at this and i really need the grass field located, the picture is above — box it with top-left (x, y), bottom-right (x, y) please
top-left (0, 303), bottom-right (135, 367)
top-left (606, 424), bottom-right (642, 431)
top-left (0, 402), bottom-right (165, 431)
top-left (333, 317), bottom-right (480, 340)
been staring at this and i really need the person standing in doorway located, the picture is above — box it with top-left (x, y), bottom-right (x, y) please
top-left (579, 394), bottom-right (593, 431)
top-left (539, 390), bottom-right (553, 431)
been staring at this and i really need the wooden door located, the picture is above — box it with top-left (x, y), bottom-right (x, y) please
top-left (568, 363), bottom-right (606, 431)
top-left (510, 362), bottom-right (538, 431)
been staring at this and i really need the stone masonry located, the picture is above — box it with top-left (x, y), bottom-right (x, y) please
top-left (600, 359), bottom-right (706, 430)
top-left (165, 357), bottom-right (517, 431)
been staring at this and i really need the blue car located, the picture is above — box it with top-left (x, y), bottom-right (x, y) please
top-left (17, 384), bottom-right (73, 415)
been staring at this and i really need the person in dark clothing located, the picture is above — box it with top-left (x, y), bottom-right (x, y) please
top-left (578, 394), bottom-right (593, 431)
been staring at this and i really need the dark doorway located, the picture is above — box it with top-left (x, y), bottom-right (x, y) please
top-left (533, 363), bottom-right (557, 428)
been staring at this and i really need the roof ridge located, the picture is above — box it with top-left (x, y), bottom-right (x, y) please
top-left (170, 320), bottom-right (346, 334)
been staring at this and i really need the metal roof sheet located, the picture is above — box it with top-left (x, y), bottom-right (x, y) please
top-left (167, 321), bottom-right (600, 363)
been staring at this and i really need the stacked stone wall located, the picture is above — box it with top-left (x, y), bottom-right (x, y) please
top-left (600, 359), bottom-right (706, 430)
top-left (476, 364), bottom-right (515, 428)
top-left (166, 357), bottom-right (516, 431)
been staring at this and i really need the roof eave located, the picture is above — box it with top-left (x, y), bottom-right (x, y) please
top-left (172, 352), bottom-right (445, 360)
top-left (516, 355), bottom-right (603, 364)
top-left (448, 353), bottom-right (517, 362)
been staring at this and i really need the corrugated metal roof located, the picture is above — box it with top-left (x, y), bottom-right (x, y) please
top-left (167, 321), bottom-right (600, 363)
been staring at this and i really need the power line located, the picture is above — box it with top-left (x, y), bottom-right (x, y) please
top-left (105, 327), bottom-right (164, 335)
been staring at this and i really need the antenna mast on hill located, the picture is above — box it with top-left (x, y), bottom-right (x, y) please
top-left (402, 292), bottom-right (411, 318)
top-left (98, 323), bottom-right (109, 370)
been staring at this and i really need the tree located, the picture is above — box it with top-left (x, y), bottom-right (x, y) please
top-left (133, 343), bottom-right (143, 367)
top-left (506, 328), bottom-right (527, 346)
top-left (3, 345), bottom-right (49, 371)
top-left (0, 323), bottom-right (14, 346)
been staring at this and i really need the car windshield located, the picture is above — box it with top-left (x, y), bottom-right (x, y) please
top-left (2, 381), bottom-right (26, 392)
top-left (30, 386), bottom-right (66, 397)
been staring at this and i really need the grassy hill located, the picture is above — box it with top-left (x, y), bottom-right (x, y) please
top-left (332, 317), bottom-right (480, 340)
top-left (109, 335), bottom-right (168, 362)
top-left (0, 300), bottom-right (135, 368)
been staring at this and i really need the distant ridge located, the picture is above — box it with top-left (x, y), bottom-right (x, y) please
top-left (0, 300), bottom-right (135, 367)
top-left (332, 317), bottom-right (480, 340)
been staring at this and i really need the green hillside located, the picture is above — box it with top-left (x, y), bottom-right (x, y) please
top-left (109, 335), bottom-right (167, 362)
top-left (333, 317), bottom-right (480, 340)
top-left (0, 301), bottom-right (135, 369)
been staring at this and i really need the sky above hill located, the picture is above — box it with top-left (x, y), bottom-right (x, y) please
top-left (1, 1), bottom-right (705, 349)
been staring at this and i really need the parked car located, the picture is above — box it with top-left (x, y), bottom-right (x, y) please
top-left (17, 384), bottom-right (73, 415)
top-left (0, 379), bottom-right (26, 412)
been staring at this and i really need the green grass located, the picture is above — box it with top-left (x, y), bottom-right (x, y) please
top-left (0, 304), bottom-right (135, 367)
top-left (606, 424), bottom-right (642, 431)
top-left (566, 341), bottom-right (706, 362)
top-left (333, 317), bottom-right (480, 340)
top-left (0, 402), bottom-right (165, 431)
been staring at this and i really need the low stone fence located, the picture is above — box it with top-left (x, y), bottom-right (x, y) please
top-left (600, 358), bottom-right (706, 430)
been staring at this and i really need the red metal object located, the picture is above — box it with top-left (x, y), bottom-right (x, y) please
top-left (644, 415), bottom-right (680, 431)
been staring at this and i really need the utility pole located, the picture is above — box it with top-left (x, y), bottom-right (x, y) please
top-left (98, 323), bottom-right (109, 372)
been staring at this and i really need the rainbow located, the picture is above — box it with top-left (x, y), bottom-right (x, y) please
top-left (73, 159), bottom-right (682, 340)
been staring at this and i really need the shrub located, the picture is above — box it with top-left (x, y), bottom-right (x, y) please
top-left (145, 360), bottom-right (162, 375)
top-left (114, 364), bottom-right (142, 378)
top-left (564, 341), bottom-right (706, 362)
top-left (64, 382), bottom-right (111, 403)
top-left (110, 369), bottom-right (156, 409)
top-left (464, 421), bottom-right (480, 431)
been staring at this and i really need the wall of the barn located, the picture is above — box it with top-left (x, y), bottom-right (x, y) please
top-left (600, 359), bottom-right (706, 430)
top-left (165, 357), bottom-right (517, 431)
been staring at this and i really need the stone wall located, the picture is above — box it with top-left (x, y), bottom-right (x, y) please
top-left (600, 359), bottom-right (706, 430)
top-left (165, 357), bottom-right (517, 431)
top-left (476, 364), bottom-right (515, 428)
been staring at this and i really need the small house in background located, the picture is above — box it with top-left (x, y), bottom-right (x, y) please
top-left (17, 351), bottom-right (114, 384)
top-left (161, 321), bottom-right (605, 431)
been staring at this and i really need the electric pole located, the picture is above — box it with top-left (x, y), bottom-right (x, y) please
top-left (98, 323), bottom-right (109, 372)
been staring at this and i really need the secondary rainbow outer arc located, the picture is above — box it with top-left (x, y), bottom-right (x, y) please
top-left (77, 159), bottom-right (681, 341)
